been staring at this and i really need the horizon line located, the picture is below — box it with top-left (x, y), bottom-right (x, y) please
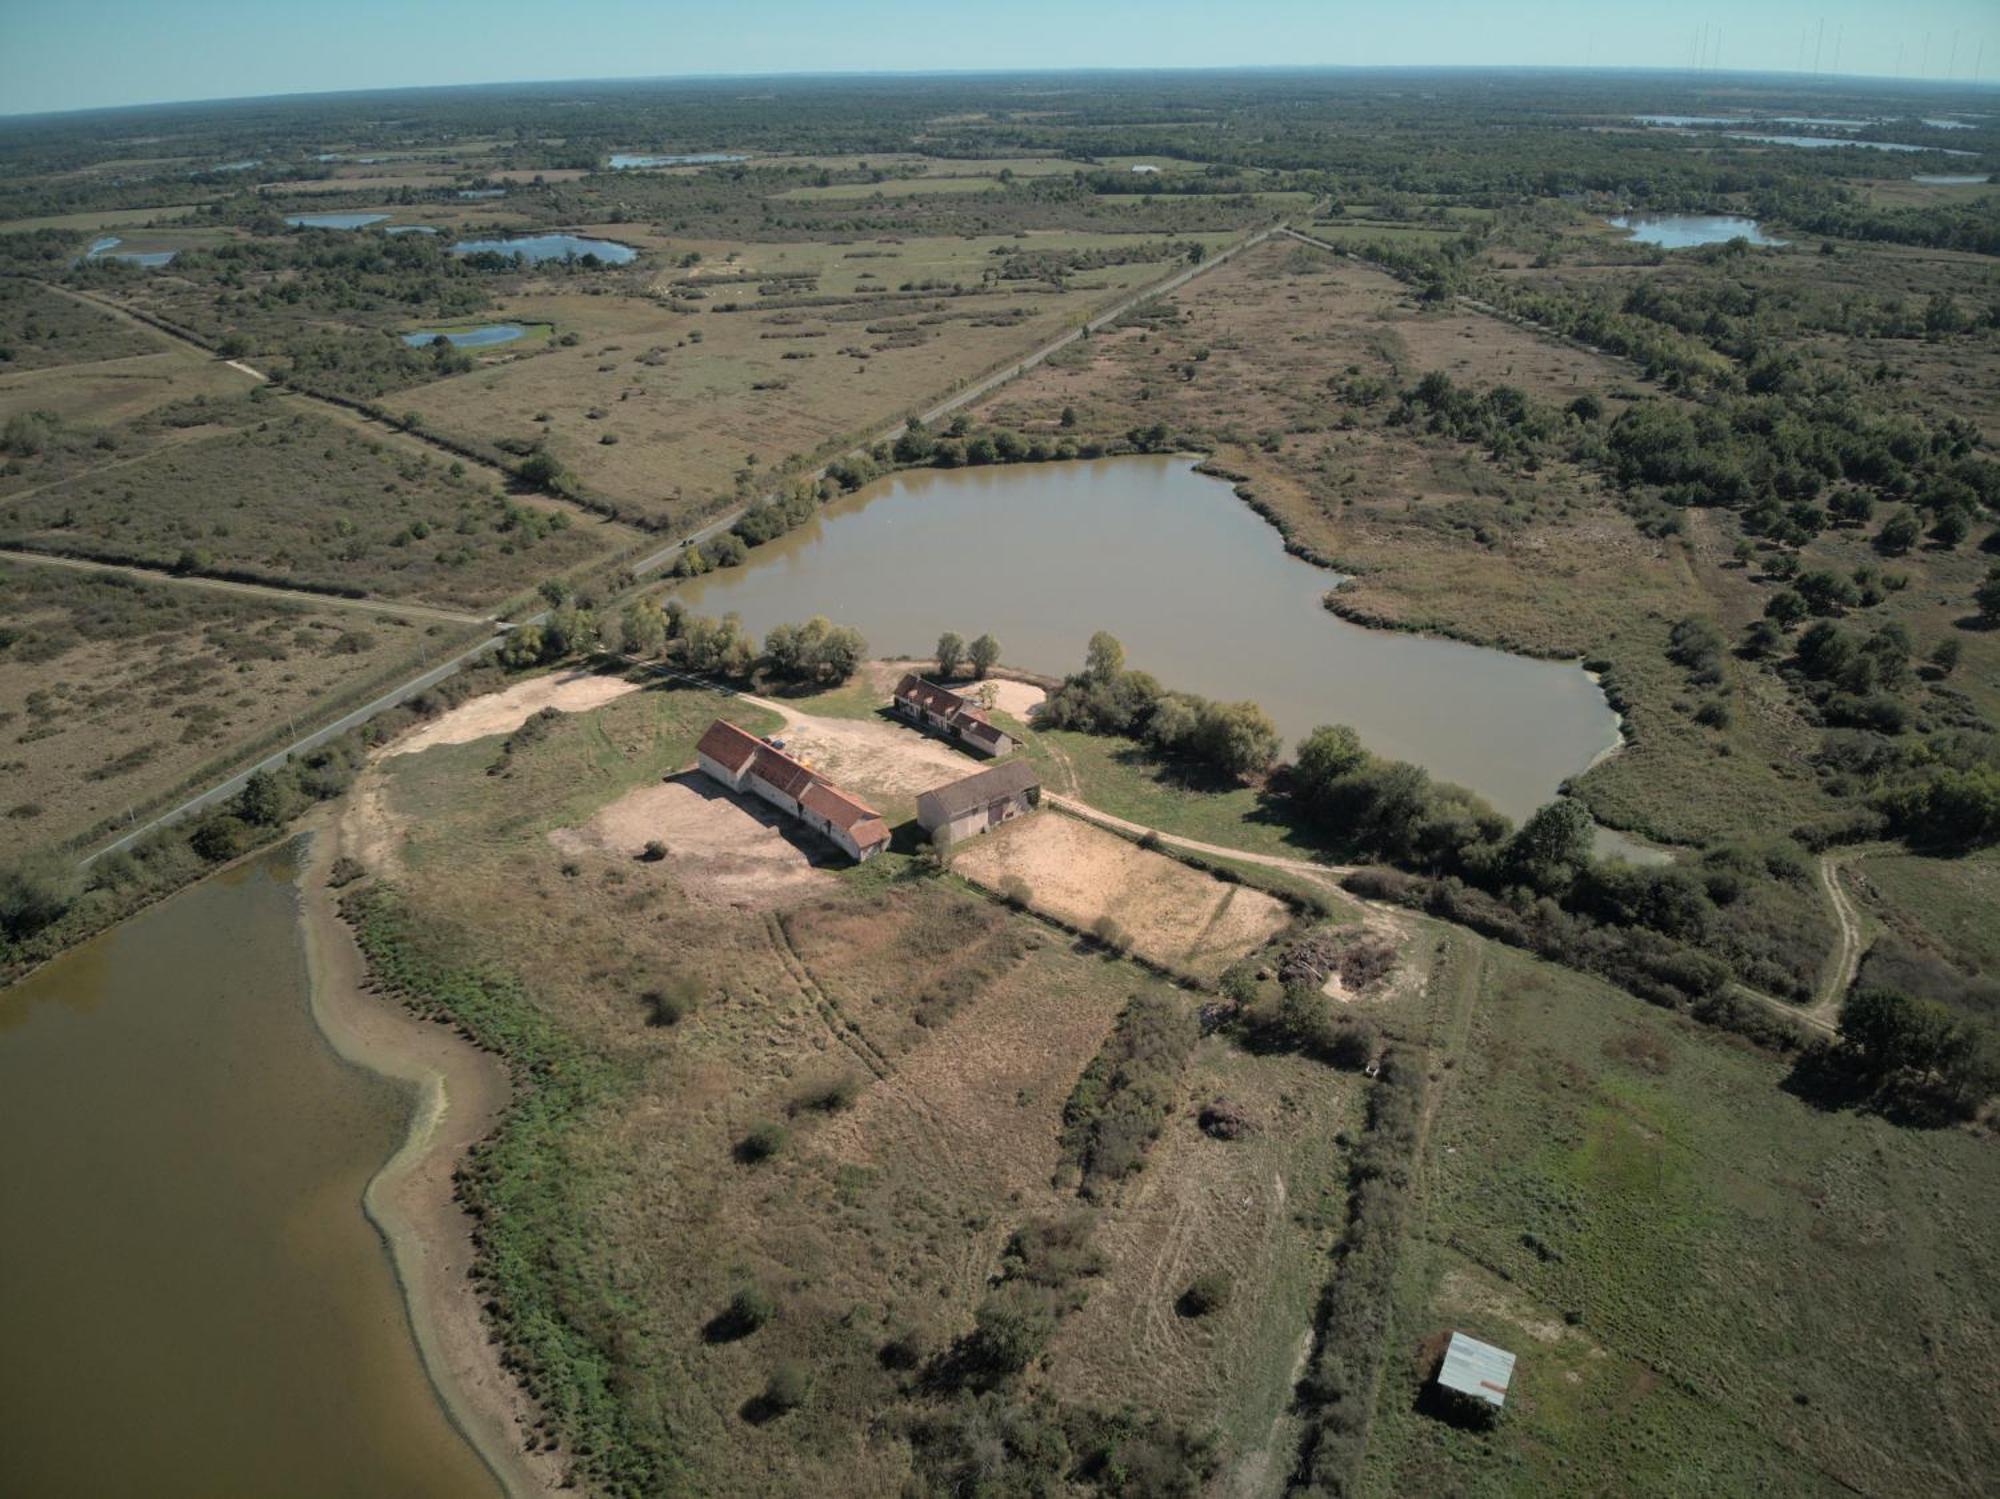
top-left (6, 61), bottom-right (1999, 125)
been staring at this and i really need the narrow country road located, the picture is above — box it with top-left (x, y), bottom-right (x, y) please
top-left (0, 548), bottom-right (497, 627)
top-left (1812, 851), bottom-right (1864, 1022)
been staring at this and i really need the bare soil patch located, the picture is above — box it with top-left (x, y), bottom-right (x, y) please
top-left (952, 813), bottom-right (1290, 981)
top-left (384, 667), bottom-right (641, 758)
top-left (774, 710), bottom-right (985, 805)
top-left (549, 772), bottom-right (832, 909)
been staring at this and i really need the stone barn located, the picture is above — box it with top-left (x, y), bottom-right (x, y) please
top-left (916, 761), bottom-right (1041, 845)
top-left (891, 673), bottom-right (1017, 757)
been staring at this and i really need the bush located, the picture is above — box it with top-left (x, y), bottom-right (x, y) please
top-left (643, 974), bottom-right (701, 1026)
top-left (1059, 992), bottom-right (1196, 1197)
top-left (1090, 914), bottom-right (1130, 953)
top-left (757, 1361), bottom-right (811, 1416)
top-left (787, 1072), bottom-right (861, 1115)
top-left (0, 853), bottom-right (78, 940)
top-left (1177, 1271), bottom-right (1233, 1317)
top-left (707, 1285), bottom-right (776, 1342)
top-left (737, 1119), bottom-right (788, 1162)
top-left (639, 839), bottom-right (668, 862)
top-left (998, 875), bottom-right (1032, 909)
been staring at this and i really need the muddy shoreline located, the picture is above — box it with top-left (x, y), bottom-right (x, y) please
top-left (295, 806), bottom-right (559, 1498)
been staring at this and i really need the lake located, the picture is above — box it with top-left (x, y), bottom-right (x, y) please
top-left (1607, 214), bottom-right (1786, 249)
top-left (675, 456), bottom-right (1623, 827)
top-left (84, 235), bottom-right (176, 267)
top-left (449, 233), bottom-right (636, 265)
top-left (0, 843), bottom-right (499, 1499)
top-left (401, 323), bottom-right (526, 348)
top-left (286, 212), bottom-right (390, 230)
top-left (1725, 132), bottom-right (1975, 157)
top-left (609, 152), bottom-right (748, 169)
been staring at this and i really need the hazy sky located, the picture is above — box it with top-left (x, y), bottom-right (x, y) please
top-left (4, 0), bottom-right (1998, 116)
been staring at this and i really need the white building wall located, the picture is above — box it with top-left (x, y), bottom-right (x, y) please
top-left (697, 751), bottom-right (749, 790)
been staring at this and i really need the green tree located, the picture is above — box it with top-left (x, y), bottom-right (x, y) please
top-left (617, 601), bottom-right (665, 659)
top-left (0, 854), bottom-right (78, 941)
top-left (1876, 507), bottom-right (1922, 555)
top-left (1084, 630), bottom-right (1125, 682)
top-left (1977, 566), bottom-right (2000, 625)
top-left (968, 632), bottom-right (1001, 677)
top-left (1505, 798), bottom-right (1596, 892)
top-left (935, 631), bottom-right (965, 678)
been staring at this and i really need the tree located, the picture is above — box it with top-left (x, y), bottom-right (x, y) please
top-left (1931, 507), bottom-right (1971, 549)
top-left (1876, 507), bottom-right (1922, 555)
top-left (0, 854), bottom-right (78, 940)
top-left (1505, 798), bottom-right (1596, 893)
top-left (935, 630), bottom-right (965, 679)
top-left (1978, 566), bottom-right (2000, 625)
top-left (1763, 589), bottom-right (1807, 627)
top-left (616, 601), bottom-right (665, 659)
top-left (238, 768), bottom-right (300, 827)
top-left (968, 633), bottom-right (1001, 677)
top-left (1196, 700), bottom-right (1280, 780)
top-left (1930, 637), bottom-right (1963, 677)
top-left (1294, 724), bottom-right (1368, 794)
top-left (1084, 631), bottom-right (1125, 682)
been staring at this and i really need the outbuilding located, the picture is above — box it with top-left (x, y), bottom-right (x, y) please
top-left (891, 673), bottom-right (1018, 758)
top-left (1435, 1331), bottom-right (1515, 1411)
top-left (916, 760), bottom-right (1041, 845)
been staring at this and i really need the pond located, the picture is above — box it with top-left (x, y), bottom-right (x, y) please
top-left (1913, 174), bottom-right (1992, 186)
top-left (400, 323), bottom-right (526, 348)
top-left (0, 843), bottom-right (499, 1498)
top-left (609, 152), bottom-right (748, 169)
top-left (456, 188), bottom-right (507, 199)
top-left (1607, 214), bottom-right (1786, 249)
top-left (285, 212), bottom-right (390, 230)
top-left (674, 456), bottom-right (1625, 829)
top-left (1725, 132), bottom-right (1975, 156)
top-left (449, 233), bottom-right (636, 265)
top-left (384, 224), bottom-right (440, 235)
top-left (83, 235), bottom-right (176, 267)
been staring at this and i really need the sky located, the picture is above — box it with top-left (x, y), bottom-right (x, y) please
top-left (3, 0), bottom-right (1998, 117)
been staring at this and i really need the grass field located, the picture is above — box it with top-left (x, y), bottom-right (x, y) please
top-left (399, 231), bottom-right (1234, 527)
top-left (0, 281), bottom-right (161, 371)
top-left (2, 402), bottom-right (617, 608)
top-left (0, 557), bottom-right (444, 853)
top-left (1363, 940), bottom-right (2000, 1498)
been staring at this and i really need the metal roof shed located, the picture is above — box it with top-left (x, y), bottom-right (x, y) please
top-left (1437, 1332), bottom-right (1516, 1409)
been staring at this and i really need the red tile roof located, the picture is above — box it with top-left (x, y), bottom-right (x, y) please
top-left (802, 781), bottom-right (889, 847)
top-left (894, 673), bottom-right (968, 718)
top-left (696, 719), bottom-right (762, 774)
top-left (749, 746), bottom-right (817, 801)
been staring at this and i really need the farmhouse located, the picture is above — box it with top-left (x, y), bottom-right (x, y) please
top-left (916, 760), bottom-right (1042, 844)
top-left (891, 673), bottom-right (1017, 757)
top-left (695, 719), bottom-right (890, 862)
top-left (1435, 1331), bottom-right (1516, 1411)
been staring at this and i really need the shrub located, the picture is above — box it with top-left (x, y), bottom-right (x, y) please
top-left (1177, 1271), bottom-right (1233, 1318)
top-left (1059, 992), bottom-right (1196, 1197)
top-left (998, 875), bottom-right (1032, 909)
top-left (639, 839), bottom-right (668, 862)
top-left (737, 1119), bottom-right (788, 1162)
top-left (787, 1072), bottom-right (861, 1115)
top-left (758, 1361), bottom-right (811, 1416)
top-left (1090, 914), bottom-right (1130, 953)
top-left (643, 974), bottom-right (701, 1026)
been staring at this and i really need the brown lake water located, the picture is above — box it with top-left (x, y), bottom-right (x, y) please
top-left (0, 842), bottom-right (500, 1499)
top-left (676, 455), bottom-right (1622, 826)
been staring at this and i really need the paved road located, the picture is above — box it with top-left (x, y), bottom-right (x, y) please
top-left (0, 548), bottom-right (496, 627)
top-left (82, 628), bottom-right (509, 866)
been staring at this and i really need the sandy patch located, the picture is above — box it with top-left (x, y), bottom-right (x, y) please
top-left (867, 659), bottom-right (1045, 724)
top-left (953, 814), bottom-right (1290, 981)
top-left (385, 669), bottom-right (640, 758)
top-left (548, 772), bottom-right (833, 909)
top-left (984, 678), bottom-right (1047, 720)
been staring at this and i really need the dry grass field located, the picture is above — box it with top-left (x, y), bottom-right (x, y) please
top-left (2, 402), bottom-right (617, 609)
top-left (399, 230), bottom-right (1235, 526)
top-left (949, 812), bottom-right (1293, 982)
top-left (0, 557), bottom-right (441, 852)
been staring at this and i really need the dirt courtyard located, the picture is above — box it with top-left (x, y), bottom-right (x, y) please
top-left (951, 813), bottom-right (1291, 981)
top-left (548, 771), bottom-right (835, 909)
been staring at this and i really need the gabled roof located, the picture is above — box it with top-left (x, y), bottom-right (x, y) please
top-left (953, 712), bottom-right (1010, 747)
top-left (894, 673), bottom-right (968, 718)
top-left (1437, 1332), bottom-right (1515, 1408)
top-left (801, 779), bottom-right (882, 833)
top-left (696, 719), bottom-right (763, 774)
top-left (748, 745), bottom-right (817, 801)
top-left (916, 760), bottom-right (1041, 822)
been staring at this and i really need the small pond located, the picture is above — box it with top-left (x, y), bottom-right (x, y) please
top-left (448, 233), bottom-right (636, 265)
top-left (83, 235), bottom-right (176, 267)
top-left (1922, 118), bottom-right (1974, 131)
top-left (384, 225), bottom-right (440, 235)
top-left (285, 212), bottom-right (390, 230)
top-left (1606, 214), bottom-right (1786, 249)
top-left (609, 152), bottom-right (748, 169)
top-left (1913, 174), bottom-right (1991, 186)
top-left (674, 456), bottom-right (1625, 829)
top-left (400, 323), bottom-right (526, 348)
top-left (1631, 114), bottom-right (1738, 127)
top-left (456, 188), bottom-right (507, 199)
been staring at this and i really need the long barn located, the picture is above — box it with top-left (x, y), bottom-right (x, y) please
top-left (695, 719), bottom-right (890, 862)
